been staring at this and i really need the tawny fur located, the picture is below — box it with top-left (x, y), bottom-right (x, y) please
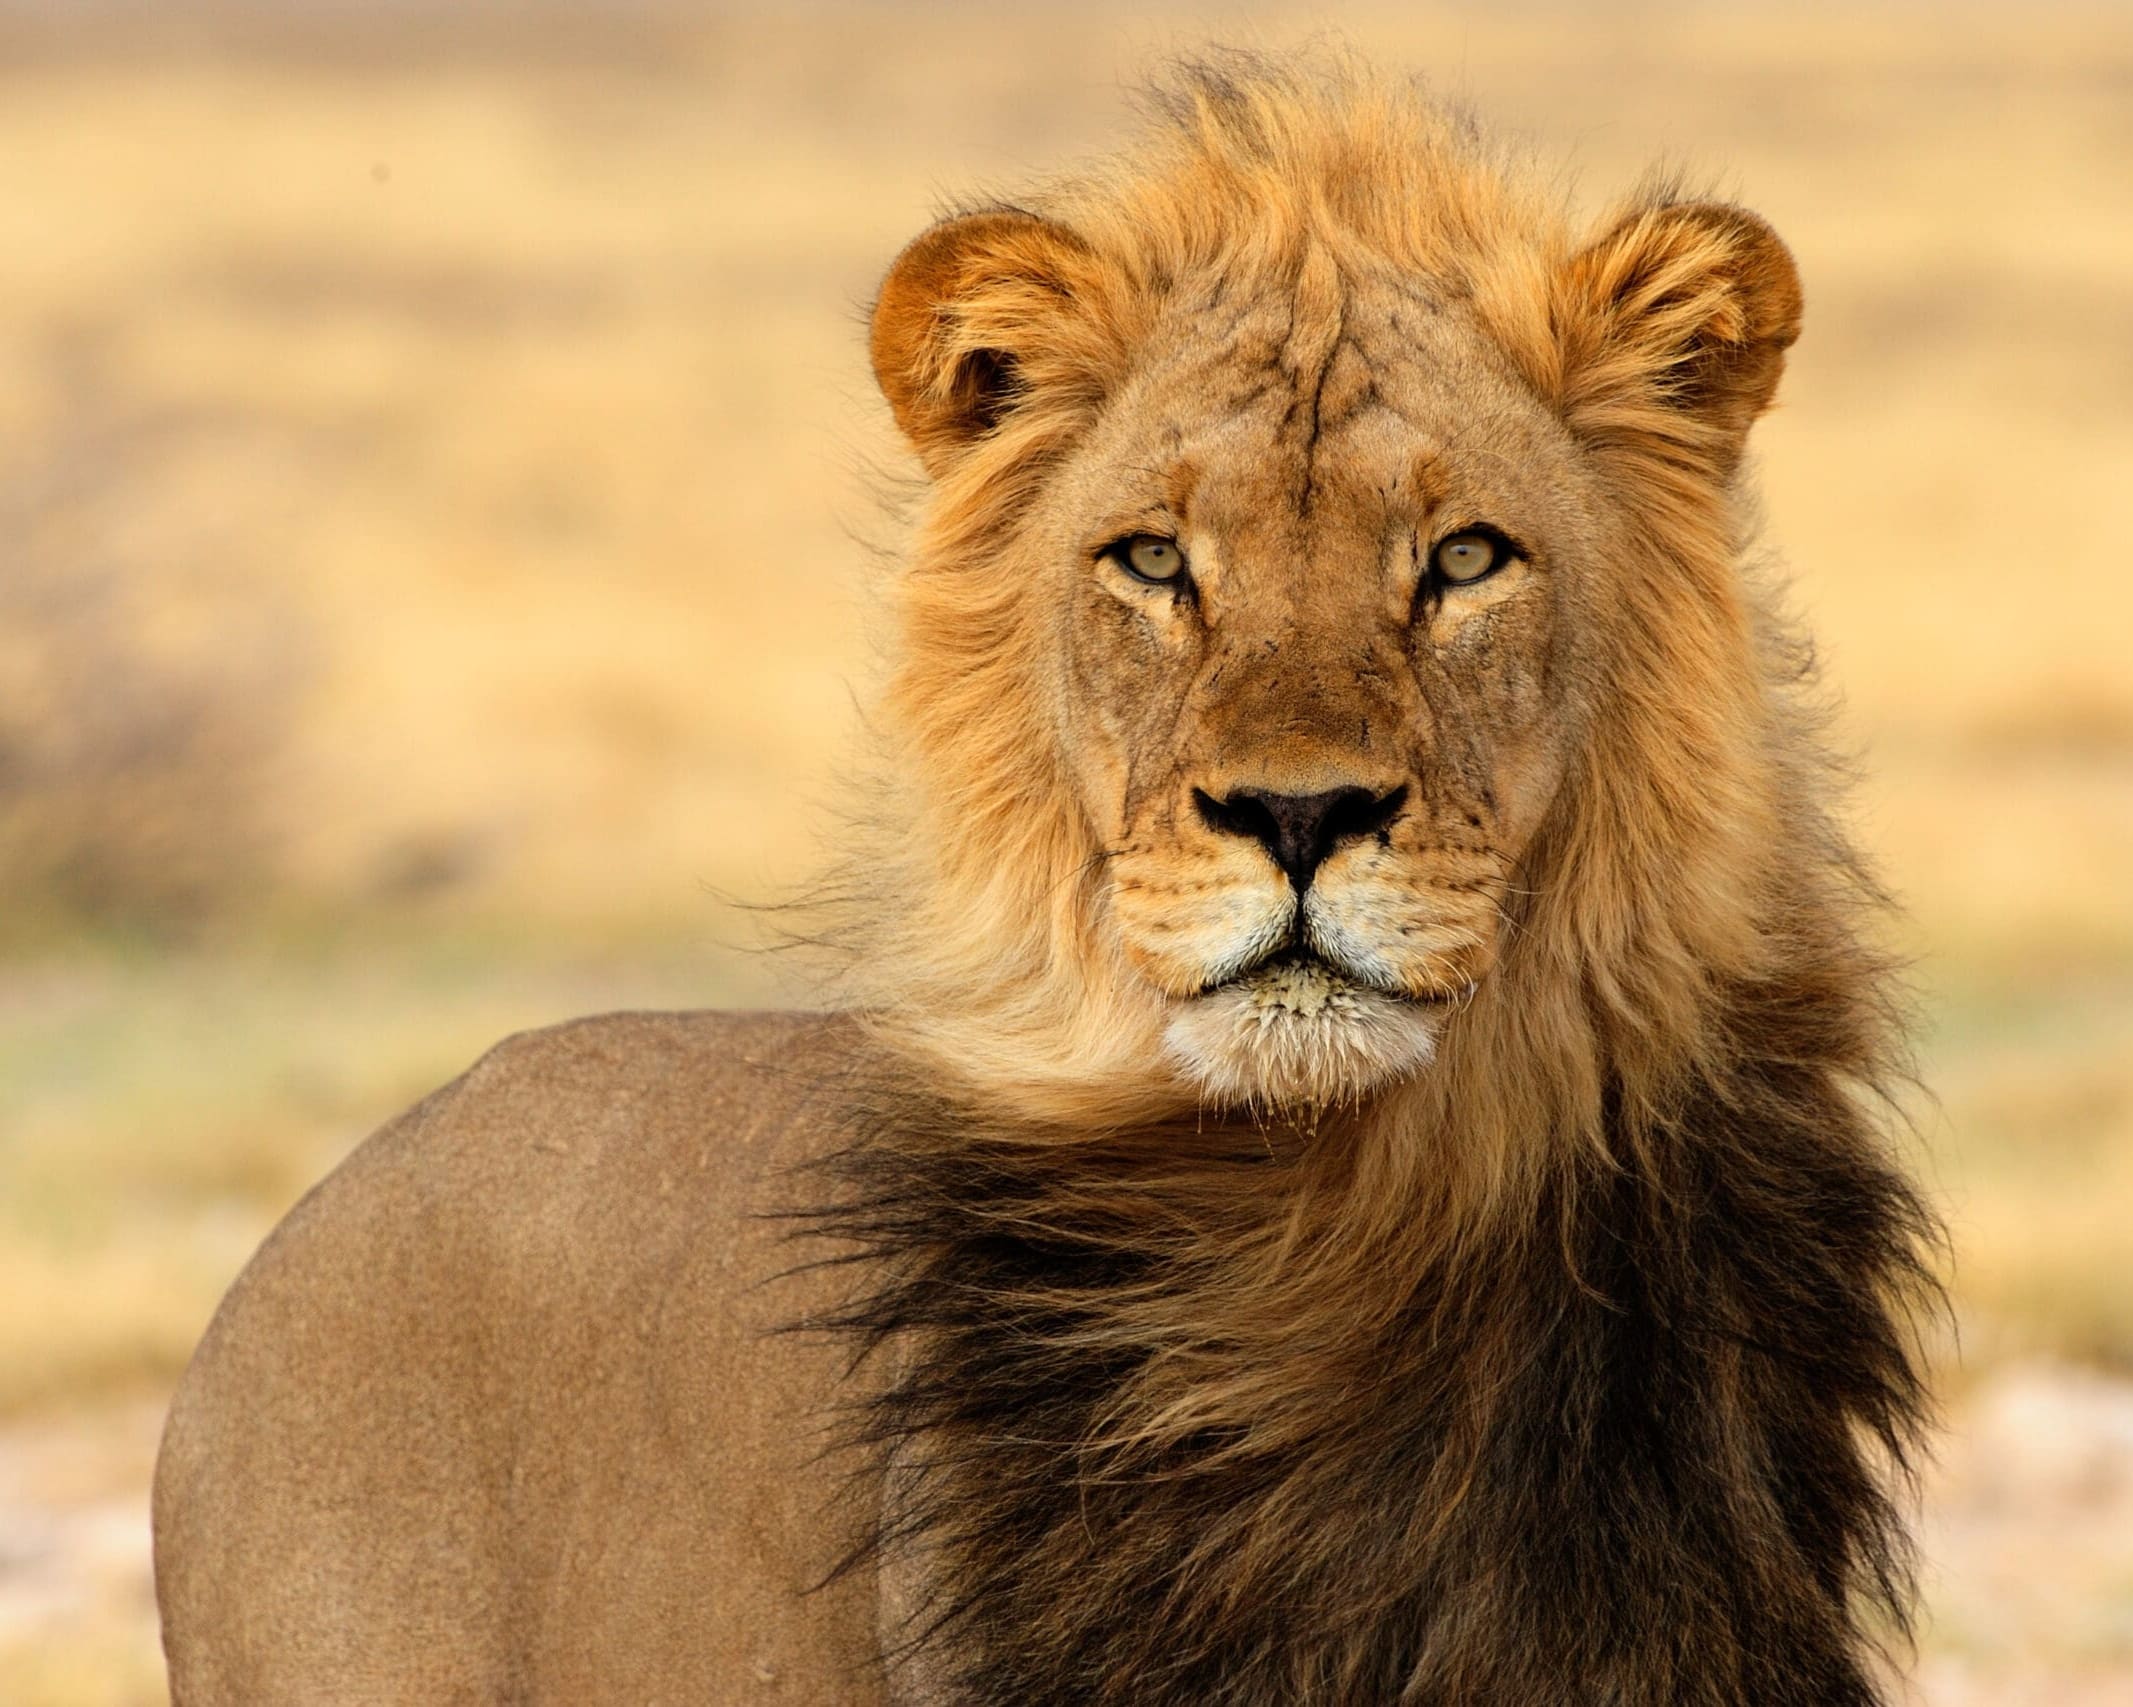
top-left (153, 52), bottom-right (1937, 1707)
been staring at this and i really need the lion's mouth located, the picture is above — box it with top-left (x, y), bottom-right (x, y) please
top-left (1166, 944), bottom-right (1461, 1106)
top-left (1201, 946), bottom-right (1469, 1012)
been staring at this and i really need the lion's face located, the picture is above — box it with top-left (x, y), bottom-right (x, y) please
top-left (867, 135), bottom-right (1800, 1118)
top-left (1034, 278), bottom-right (1592, 1105)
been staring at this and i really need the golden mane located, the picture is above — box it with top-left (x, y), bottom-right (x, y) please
top-left (810, 52), bottom-right (1937, 1707)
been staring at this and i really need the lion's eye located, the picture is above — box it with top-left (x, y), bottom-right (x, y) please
top-left (1112, 535), bottom-right (1188, 586)
top-left (1430, 530), bottom-right (1511, 585)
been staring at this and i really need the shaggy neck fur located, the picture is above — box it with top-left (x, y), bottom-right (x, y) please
top-left (824, 928), bottom-right (1935, 1703)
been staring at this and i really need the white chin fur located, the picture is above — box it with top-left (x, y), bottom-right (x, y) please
top-left (1161, 960), bottom-right (1441, 1110)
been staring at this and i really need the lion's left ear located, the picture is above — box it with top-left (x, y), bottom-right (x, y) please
top-left (1556, 201), bottom-right (1802, 472)
top-left (870, 209), bottom-right (1126, 477)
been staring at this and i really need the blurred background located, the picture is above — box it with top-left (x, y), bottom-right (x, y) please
top-left (1, 2), bottom-right (2128, 1701)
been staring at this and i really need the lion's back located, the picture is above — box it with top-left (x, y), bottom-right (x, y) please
top-left (153, 1007), bottom-right (889, 1705)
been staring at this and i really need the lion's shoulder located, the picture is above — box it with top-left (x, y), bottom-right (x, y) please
top-left (441, 1006), bottom-right (862, 1161)
top-left (179, 1006), bottom-right (864, 1384)
top-left (338, 1005), bottom-right (861, 1250)
top-left (157, 1005), bottom-right (882, 1701)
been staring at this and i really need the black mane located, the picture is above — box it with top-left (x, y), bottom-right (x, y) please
top-left (812, 988), bottom-right (1938, 1705)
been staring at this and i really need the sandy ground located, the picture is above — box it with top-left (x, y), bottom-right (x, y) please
top-left (4, 1365), bottom-right (2133, 1702)
top-left (1905, 1366), bottom-right (2133, 1705)
top-left (0, 1402), bottom-right (163, 1703)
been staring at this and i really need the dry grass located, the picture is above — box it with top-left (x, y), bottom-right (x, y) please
top-left (1, 2), bottom-right (2129, 1698)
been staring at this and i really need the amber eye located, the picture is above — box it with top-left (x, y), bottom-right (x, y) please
top-left (1111, 535), bottom-right (1188, 586)
top-left (1430, 529), bottom-right (1511, 585)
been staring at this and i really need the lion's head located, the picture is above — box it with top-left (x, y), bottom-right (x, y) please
top-left (850, 62), bottom-right (1805, 1127)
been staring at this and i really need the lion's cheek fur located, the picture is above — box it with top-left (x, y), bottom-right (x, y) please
top-left (1107, 841), bottom-right (1293, 996)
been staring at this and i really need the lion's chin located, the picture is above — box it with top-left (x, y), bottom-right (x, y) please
top-left (1160, 959), bottom-right (1443, 1111)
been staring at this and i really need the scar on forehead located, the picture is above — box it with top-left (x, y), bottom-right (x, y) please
top-left (1315, 339), bottom-right (1379, 430)
top-left (1163, 458), bottom-right (1202, 520)
top-left (1408, 448), bottom-right (1450, 510)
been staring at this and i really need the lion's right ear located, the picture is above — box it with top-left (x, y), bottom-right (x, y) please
top-left (870, 210), bottom-right (1122, 476)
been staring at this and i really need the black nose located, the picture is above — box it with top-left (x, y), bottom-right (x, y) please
top-left (1193, 784), bottom-right (1408, 893)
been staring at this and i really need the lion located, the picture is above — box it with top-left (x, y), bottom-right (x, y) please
top-left (154, 56), bottom-right (1937, 1705)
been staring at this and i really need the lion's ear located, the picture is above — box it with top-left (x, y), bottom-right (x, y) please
top-left (870, 209), bottom-right (1118, 475)
top-left (1557, 201), bottom-right (1802, 471)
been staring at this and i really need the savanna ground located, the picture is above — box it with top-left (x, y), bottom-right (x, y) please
top-left (1, 3), bottom-right (2129, 1700)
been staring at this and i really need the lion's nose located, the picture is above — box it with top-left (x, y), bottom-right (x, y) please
top-left (1193, 784), bottom-right (1408, 894)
